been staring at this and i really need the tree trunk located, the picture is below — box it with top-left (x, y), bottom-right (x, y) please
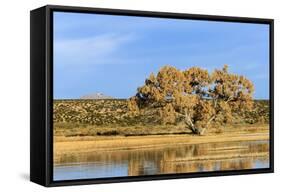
top-left (188, 126), bottom-right (206, 135)
top-left (182, 111), bottom-right (209, 135)
top-left (183, 113), bottom-right (205, 135)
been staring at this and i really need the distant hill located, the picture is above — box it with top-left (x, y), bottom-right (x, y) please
top-left (80, 92), bottom-right (114, 100)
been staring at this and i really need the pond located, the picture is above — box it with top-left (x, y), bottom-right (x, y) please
top-left (53, 140), bottom-right (269, 181)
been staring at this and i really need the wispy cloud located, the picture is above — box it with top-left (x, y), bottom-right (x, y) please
top-left (54, 33), bottom-right (137, 68)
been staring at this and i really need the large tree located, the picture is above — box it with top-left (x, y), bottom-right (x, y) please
top-left (128, 65), bottom-right (254, 135)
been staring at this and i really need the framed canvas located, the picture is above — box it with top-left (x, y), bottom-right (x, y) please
top-left (30, 5), bottom-right (274, 187)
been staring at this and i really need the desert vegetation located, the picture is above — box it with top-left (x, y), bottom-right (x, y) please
top-left (53, 99), bottom-right (268, 137)
top-left (54, 65), bottom-right (269, 137)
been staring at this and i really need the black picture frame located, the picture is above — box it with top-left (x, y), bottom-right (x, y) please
top-left (30, 4), bottom-right (274, 187)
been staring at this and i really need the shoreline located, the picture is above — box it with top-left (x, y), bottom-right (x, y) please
top-left (54, 128), bottom-right (269, 164)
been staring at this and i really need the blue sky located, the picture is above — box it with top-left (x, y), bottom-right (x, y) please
top-left (53, 12), bottom-right (270, 99)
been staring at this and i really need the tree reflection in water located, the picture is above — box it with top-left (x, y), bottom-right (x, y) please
top-left (55, 140), bottom-right (269, 179)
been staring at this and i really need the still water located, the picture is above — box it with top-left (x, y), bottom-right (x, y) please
top-left (53, 140), bottom-right (269, 181)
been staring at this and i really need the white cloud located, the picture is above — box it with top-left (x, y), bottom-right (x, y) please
top-left (54, 33), bottom-right (136, 68)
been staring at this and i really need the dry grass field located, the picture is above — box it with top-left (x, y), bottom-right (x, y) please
top-left (54, 124), bottom-right (269, 164)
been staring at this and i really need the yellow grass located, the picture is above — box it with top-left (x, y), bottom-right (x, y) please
top-left (54, 125), bottom-right (269, 164)
top-left (165, 152), bottom-right (269, 162)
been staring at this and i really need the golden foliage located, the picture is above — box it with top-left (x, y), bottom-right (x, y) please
top-left (160, 103), bottom-right (177, 124)
top-left (128, 65), bottom-right (254, 135)
top-left (127, 97), bottom-right (139, 115)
